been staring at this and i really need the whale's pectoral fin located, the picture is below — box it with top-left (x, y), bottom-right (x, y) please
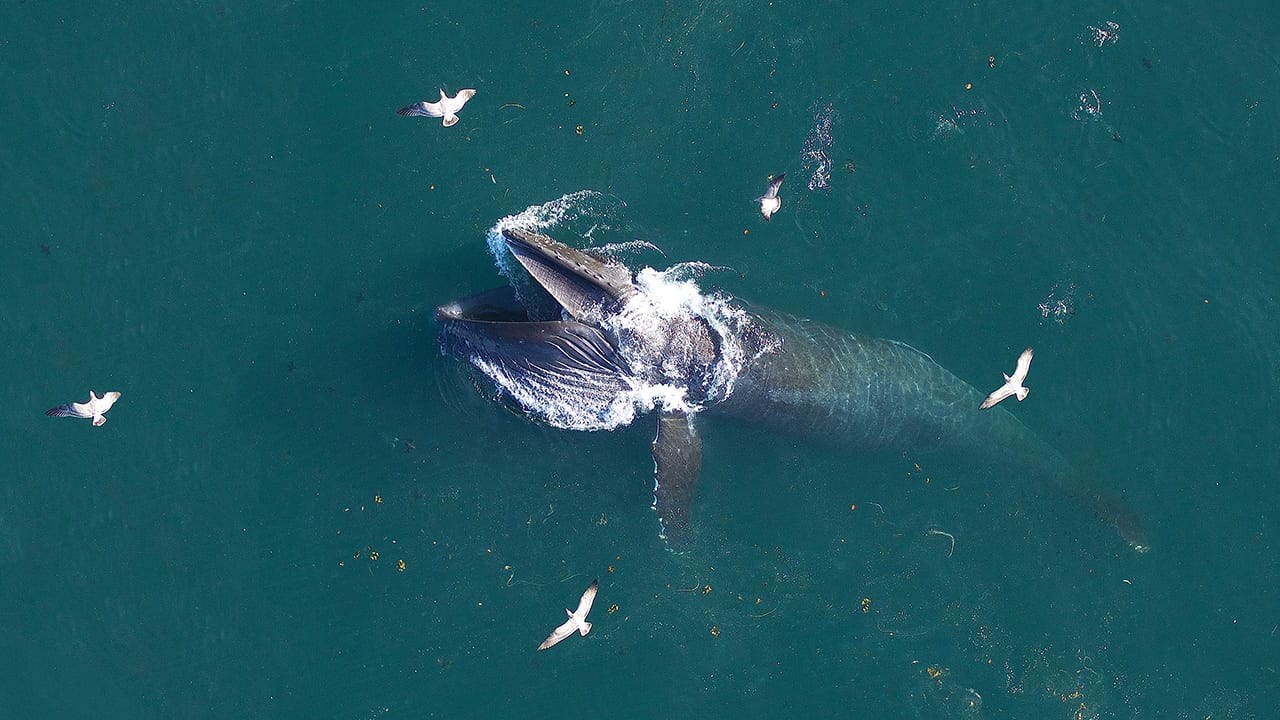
top-left (651, 411), bottom-right (703, 549)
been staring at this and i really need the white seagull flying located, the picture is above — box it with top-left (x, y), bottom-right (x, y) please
top-left (755, 173), bottom-right (785, 220)
top-left (397, 88), bottom-right (477, 127)
top-left (46, 390), bottom-right (122, 426)
top-left (537, 578), bottom-right (598, 651)
top-left (979, 347), bottom-right (1033, 409)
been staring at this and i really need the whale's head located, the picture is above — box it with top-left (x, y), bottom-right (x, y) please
top-left (436, 228), bottom-right (724, 430)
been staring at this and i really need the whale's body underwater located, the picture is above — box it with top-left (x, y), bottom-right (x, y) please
top-left (436, 228), bottom-right (1147, 552)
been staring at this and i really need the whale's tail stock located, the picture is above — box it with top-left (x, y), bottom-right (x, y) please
top-left (1046, 465), bottom-right (1150, 553)
top-left (995, 429), bottom-right (1149, 553)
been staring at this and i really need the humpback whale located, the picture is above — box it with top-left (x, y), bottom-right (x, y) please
top-left (435, 228), bottom-right (1148, 553)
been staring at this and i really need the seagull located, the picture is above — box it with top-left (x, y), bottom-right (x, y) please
top-left (755, 173), bottom-right (785, 220)
top-left (397, 88), bottom-right (477, 127)
top-left (46, 390), bottom-right (122, 426)
top-left (537, 578), bottom-right (598, 651)
top-left (979, 347), bottom-right (1033, 409)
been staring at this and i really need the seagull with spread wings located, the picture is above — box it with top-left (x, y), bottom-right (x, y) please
top-left (537, 578), bottom-right (598, 651)
top-left (979, 347), bottom-right (1033, 409)
top-left (46, 390), bottom-right (122, 426)
top-left (397, 88), bottom-right (477, 127)
top-left (755, 173), bottom-right (785, 220)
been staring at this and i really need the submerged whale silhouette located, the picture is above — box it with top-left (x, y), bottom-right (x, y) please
top-left (436, 228), bottom-right (1148, 553)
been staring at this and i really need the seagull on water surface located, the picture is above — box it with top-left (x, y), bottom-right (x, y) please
top-left (46, 390), bottom-right (122, 426)
top-left (537, 578), bottom-right (598, 651)
top-left (397, 88), bottom-right (477, 127)
top-left (979, 347), bottom-right (1033, 409)
top-left (755, 173), bottom-right (785, 221)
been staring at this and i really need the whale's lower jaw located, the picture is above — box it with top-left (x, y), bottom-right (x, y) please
top-left (436, 286), bottom-right (643, 431)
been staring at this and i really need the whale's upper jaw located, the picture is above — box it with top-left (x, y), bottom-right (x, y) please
top-left (501, 227), bottom-right (637, 322)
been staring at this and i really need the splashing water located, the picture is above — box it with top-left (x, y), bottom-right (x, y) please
top-left (1039, 281), bottom-right (1078, 324)
top-left (931, 101), bottom-right (996, 141)
top-left (592, 239), bottom-right (667, 262)
top-left (662, 261), bottom-right (738, 282)
top-left (932, 114), bottom-right (961, 140)
top-left (803, 102), bottom-right (835, 191)
top-left (1072, 89), bottom-right (1104, 122)
top-left (606, 266), bottom-right (774, 415)
top-left (1071, 89), bottom-right (1123, 141)
top-left (1087, 21), bottom-right (1120, 47)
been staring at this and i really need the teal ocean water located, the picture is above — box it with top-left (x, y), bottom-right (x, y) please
top-left (2, 2), bottom-right (1277, 718)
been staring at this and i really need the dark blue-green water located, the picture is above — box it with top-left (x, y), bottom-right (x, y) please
top-left (2, 2), bottom-right (1277, 718)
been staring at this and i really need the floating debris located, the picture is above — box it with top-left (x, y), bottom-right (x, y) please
top-left (927, 529), bottom-right (957, 558)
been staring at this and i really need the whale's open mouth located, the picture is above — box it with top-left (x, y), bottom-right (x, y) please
top-left (436, 224), bottom-right (731, 544)
top-left (435, 297), bottom-right (641, 429)
top-left (435, 230), bottom-right (652, 430)
top-left (435, 282), bottom-right (631, 383)
top-left (436, 227), bottom-right (769, 431)
top-left (436, 285), bottom-right (533, 324)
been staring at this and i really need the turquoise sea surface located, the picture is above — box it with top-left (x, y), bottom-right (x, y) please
top-left (2, 2), bottom-right (1277, 718)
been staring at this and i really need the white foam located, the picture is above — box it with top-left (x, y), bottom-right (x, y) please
top-left (609, 265), bottom-right (776, 410)
top-left (472, 354), bottom-right (643, 432)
